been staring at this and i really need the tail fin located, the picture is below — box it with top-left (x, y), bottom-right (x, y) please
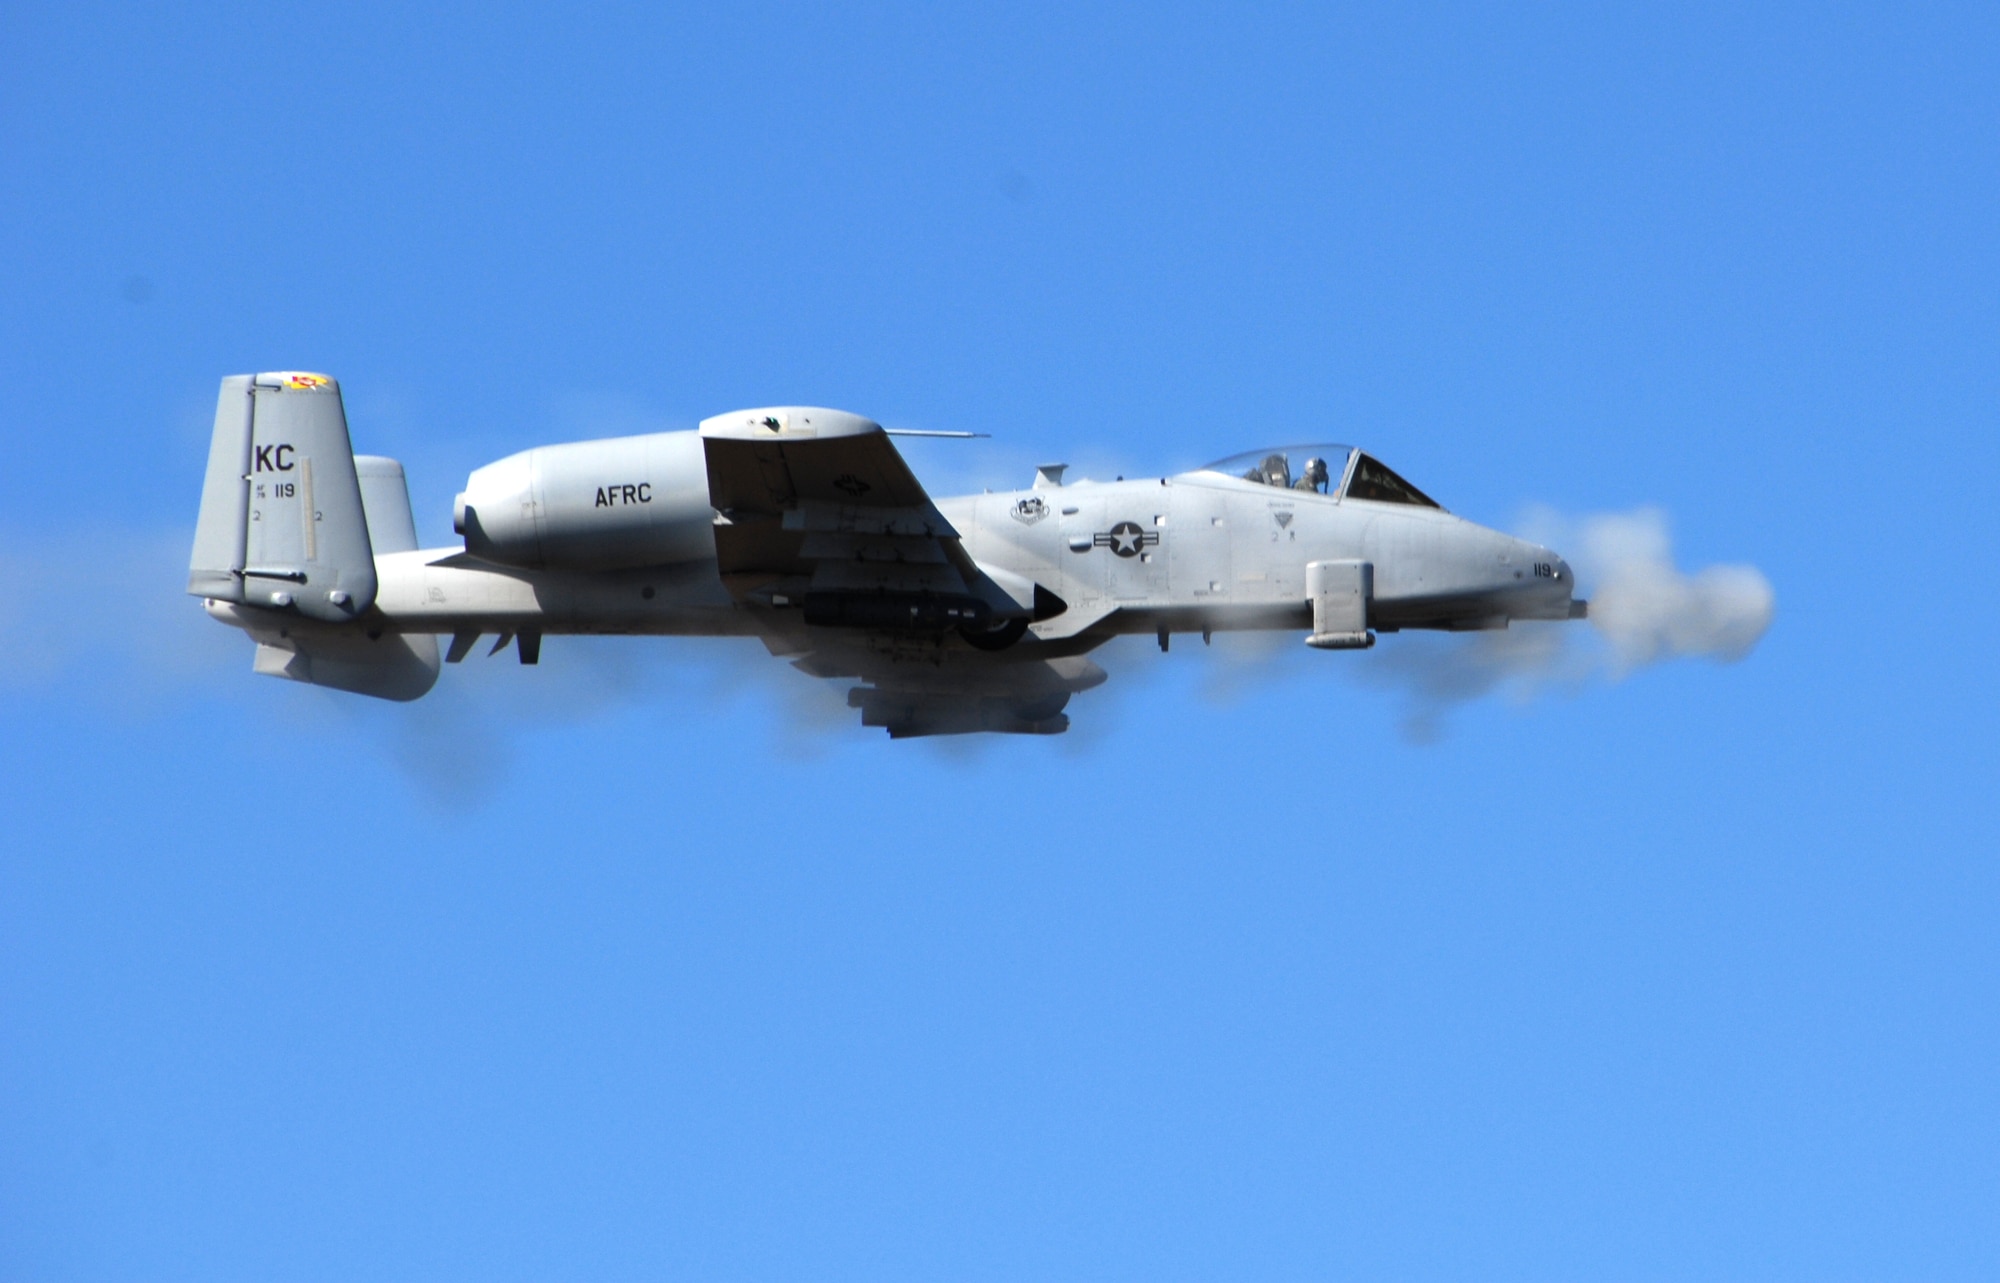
top-left (188, 372), bottom-right (376, 621)
top-left (192, 373), bottom-right (441, 702)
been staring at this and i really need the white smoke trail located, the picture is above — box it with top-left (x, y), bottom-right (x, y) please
top-left (1358, 506), bottom-right (1775, 739)
top-left (0, 527), bottom-right (244, 705)
top-left (1569, 508), bottom-right (1775, 670)
top-left (0, 524), bottom-right (847, 805)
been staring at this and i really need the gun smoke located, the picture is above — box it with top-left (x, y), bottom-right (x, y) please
top-left (1354, 506), bottom-right (1775, 740)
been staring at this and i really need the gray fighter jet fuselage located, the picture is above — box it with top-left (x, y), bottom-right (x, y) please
top-left (190, 374), bottom-right (1584, 736)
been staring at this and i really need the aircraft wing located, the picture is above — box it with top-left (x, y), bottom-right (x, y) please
top-left (701, 406), bottom-right (1099, 735)
top-left (700, 406), bottom-right (993, 608)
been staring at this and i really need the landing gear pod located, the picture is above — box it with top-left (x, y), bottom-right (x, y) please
top-left (1305, 559), bottom-right (1374, 650)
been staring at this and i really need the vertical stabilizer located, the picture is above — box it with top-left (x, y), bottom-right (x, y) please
top-left (188, 372), bottom-right (377, 621)
top-left (354, 455), bottom-right (421, 554)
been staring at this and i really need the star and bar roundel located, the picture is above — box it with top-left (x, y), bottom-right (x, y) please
top-left (1092, 521), bottom-right (1160, 558)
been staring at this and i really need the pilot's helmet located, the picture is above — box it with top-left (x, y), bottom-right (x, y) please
top-left (1303, 457), bottom-right (1329, 487)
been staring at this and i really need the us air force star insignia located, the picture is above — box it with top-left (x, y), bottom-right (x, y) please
top-left (832, 474), bottom-right (872, 497)
top-left (1092, 520), bottom-right (1159, 558)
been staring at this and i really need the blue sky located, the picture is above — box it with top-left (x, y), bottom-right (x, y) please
top-left (3, 3), bottom-right (1997, 1278)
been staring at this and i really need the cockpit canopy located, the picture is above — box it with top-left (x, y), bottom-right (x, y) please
top-left (1195, 445), bottom-right (1442, 508)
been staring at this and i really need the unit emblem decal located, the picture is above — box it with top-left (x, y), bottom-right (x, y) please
top-left (1011, 495), bottom-right (1049, 524)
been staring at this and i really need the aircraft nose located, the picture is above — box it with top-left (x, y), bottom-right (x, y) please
top-left (1550, 553), bottom-right (1589, 619)
top-left (1500, 539), bottom-right (1586, 619)
top-left (1521, 541), bottom-right (1571, 583)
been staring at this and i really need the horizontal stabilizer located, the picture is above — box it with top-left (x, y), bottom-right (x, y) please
top-left (224, 607), bottom-right (439, 702)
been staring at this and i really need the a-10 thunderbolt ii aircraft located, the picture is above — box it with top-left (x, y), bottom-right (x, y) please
top-left (188, 372), bottom-right (1586, 736)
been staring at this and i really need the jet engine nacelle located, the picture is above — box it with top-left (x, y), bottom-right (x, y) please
top-left (453, 430), bottom-right (717, 571)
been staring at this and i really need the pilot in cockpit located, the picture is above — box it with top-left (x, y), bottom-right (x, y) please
top-left (1241, 453), bottom-right (1291, 488)
top-left (1293, 457), bottom-right (1331, 494)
